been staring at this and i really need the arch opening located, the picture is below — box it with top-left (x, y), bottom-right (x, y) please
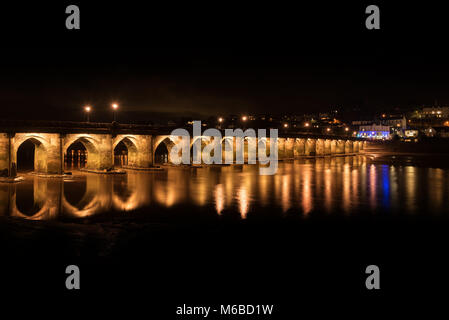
top-left (16, 138), bottom-right (47, 173)
top-left (114, 137), bottom-right (138, 167)
top-left (258, 139), bottom-right (271, 158)
top-left (155, 140), bottom-right (169, 164)
top-left (114, 141), bottom-right (128, 166)
top-left (65, 137), bottom-right (100, 170)
top-left (222, 138), bottom-right (235, 163)
top-left (189, 137), bottom-right (213, 164)
top-left (65, 141), bottom-right (87, 169)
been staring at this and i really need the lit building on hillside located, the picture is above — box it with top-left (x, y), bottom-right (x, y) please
top-left (357, 124), bottom-right (391, 140)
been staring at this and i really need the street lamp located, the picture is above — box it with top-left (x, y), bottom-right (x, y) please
top-left (304, 122), bottom-right (310, 127)
top-left (84, 105), bottom-right (91, 122)
top-left (242, 116), bottom-right (247, 122)
top-left (112, 103), bottom-right (119, 122)
top-left (283, 123), bottom-right (288, 128)
top-left (218, 117), bottom-right (223, 123)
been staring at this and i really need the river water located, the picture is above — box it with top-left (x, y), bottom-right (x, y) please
top-left (1, 155), bottom-right (449, 220)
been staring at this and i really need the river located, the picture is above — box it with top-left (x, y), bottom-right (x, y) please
top-left (2, 155), bottom-right (449, 220)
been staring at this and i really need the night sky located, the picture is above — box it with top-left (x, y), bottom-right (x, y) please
top-left (1, 2), bottom-right (448, 123)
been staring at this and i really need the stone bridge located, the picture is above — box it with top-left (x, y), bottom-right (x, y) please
top-left (0, 120), bottom-right (366, 176)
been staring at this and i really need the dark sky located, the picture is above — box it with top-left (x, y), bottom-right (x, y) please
top-left (1, 2), bottom-right (448, 122)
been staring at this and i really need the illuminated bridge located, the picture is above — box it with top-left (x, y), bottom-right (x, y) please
top-left (0, 120), bottom-right (366, 176)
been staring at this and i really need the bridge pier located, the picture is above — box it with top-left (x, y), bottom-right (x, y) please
top-left (316, 139), bottom-right (325, 156)
top-left (345, 140), bottom-right (354, 154)
top-left (285, 138), bottom-right (294, 159)
top-left (0, 133), bottom-right (11, 177)
top-left (336, 140), bottom-right (345, 154)
top-left (277, 138), bottom-right (286, 160)
top-left (324, 139), bottom-right (332, 155)
top-left (305, 138), bottom-right (316, 156)
top-left (353, 141), bottom-right (360, 153)
top-left (294, 138), bottom-right (305, 158)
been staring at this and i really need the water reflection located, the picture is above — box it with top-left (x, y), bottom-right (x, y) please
top-left (214, 184), bottom-right (224, 215)
top-left (301, 164), bottom-right (313, 215)
top-left (2, 156), bottom-right (449, 220)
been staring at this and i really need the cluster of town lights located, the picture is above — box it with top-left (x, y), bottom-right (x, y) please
top-left (83, 103), bottom-right (119, 122)
top-left (93, 110), bottom-right (352, 134)
top-left (216, 117), bottom-right (351, 133)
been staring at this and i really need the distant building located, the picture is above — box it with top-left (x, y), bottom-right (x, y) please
top-left (416, 106), bottom-right (449, 119)
top-left (437, 127), bottom-right (449, 138)
top-left (352, 120), bottom-right (374, 126)
top-left (423, 127), bottom-right (436, 137)
top-left (380, 115), bottom-right (407, 129)
top-left (357, 124), bottom-right (391, 140)
top-left (404, 129), bottom-right (419, 138)
top-left (423, 126), bottom-right (449, 138)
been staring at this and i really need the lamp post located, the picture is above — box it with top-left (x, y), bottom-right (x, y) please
top-left (112, 103), bottom-right (119, 122)
top-left (84, 105), bottom-right (91, 122)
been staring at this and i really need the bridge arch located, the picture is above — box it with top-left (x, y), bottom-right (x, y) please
top-left (221, 137), bottom-right (234, 163)
top-left (189, 135), bottom-right (219, 164)
top-left (14, 135), bottom-right (50, 173)
top-left (242, 136), bottom-right (257, 163)
top-left (154, 136), bottom-right (177, 164)
top-left (63, 135), bottom-right (101, 170)
top-left (113, 136), bottom-right (138, 167)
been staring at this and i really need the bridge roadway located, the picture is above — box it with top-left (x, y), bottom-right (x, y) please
top-left (0, 120), bottom-right (366, 176)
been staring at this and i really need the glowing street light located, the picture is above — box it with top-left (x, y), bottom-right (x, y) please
top-left (345, 127), bottom-right (349, 132)
top-left (218, 117), bottom-right (224, 123)
top-left (326, 127), bottom-right (331, 132)
top-left (242, 116), bottom-right (247, 121)
top-left (283, 123), bottom-right (288, 128)
top-left (112, 103), bottom-right (119, 122)
top-left (304, 122), bottom-right (310, 127)
top-left (84, 105), bottom-right (91, 122)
